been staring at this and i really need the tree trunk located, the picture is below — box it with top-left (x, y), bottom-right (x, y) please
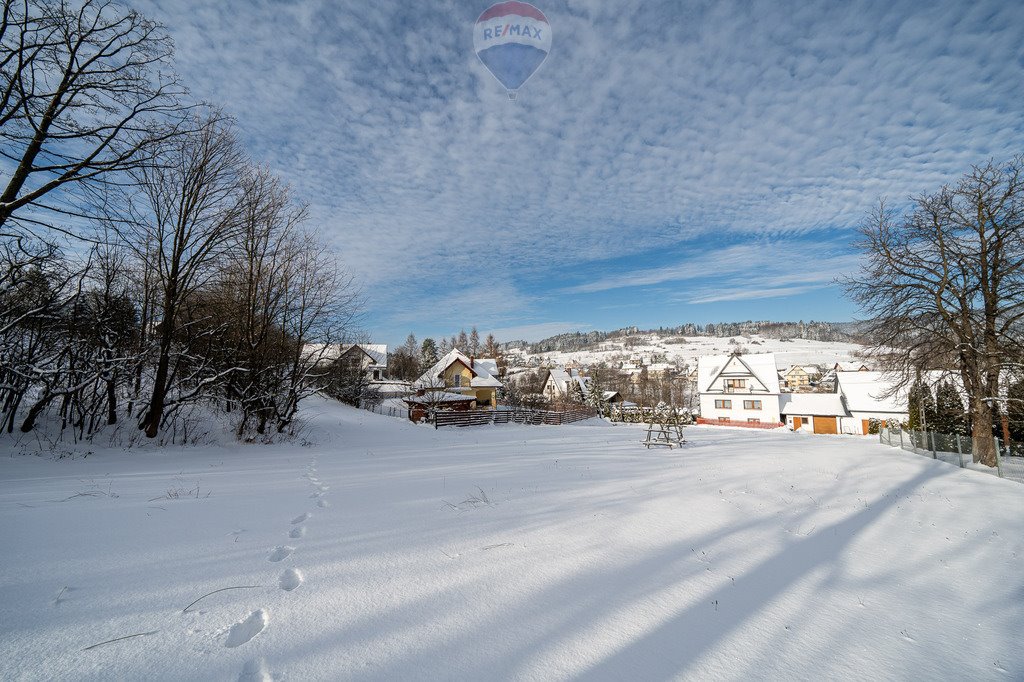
top-left (970, 397), bottom-right (996, 466)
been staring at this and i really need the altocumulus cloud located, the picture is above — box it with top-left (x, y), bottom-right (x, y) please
top-left (135, 0), bottom-right (1024, 342)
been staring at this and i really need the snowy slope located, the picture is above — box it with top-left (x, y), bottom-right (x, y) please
top-left (522, 333), bottom-right (865, 370)
top-left (1, 399), bottom-right (1022, 680)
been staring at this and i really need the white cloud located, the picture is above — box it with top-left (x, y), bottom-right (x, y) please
top-left (133, 0), bottom-right (1024, 332)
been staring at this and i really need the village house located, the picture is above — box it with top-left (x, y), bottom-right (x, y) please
top-left (697, 353), bottom-right (783, 426)
top-left (414, 349), bottom-right (502, 409)
top-left (783, 364), bottom-right (823, 391)
top-left (336, 343), bottom-right (388, 382)
top-left (541, 368), bottom-right (591, 402)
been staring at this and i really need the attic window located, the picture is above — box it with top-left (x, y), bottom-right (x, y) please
top-left (725, 379), bottom-right (746, 389)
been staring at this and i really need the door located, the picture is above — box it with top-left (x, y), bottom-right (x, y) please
top-left (861, 419), bottom-right (870, 435)
top-left (813, 416), bottom-right (838, 434)
top-left (793, 417), bottom-right (802, 429)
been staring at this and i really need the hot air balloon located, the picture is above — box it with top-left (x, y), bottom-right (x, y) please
top-left (473, 2), bottom-right (551, 100)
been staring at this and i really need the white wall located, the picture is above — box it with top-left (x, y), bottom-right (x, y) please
top-left (700, 394), bottom-right (781, 424)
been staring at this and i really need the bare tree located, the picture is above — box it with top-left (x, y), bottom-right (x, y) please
top-left (115, 113), bottom-right (244, 437)
top-left (844, 157), bottom-right (1024, 466)
top-left (0, 0), bottom-right (189, 237)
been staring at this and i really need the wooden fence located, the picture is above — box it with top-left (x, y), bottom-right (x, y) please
top-left (432, 406), bottom-right (598, 428)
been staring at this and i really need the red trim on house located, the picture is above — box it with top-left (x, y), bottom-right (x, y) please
top-left (695, 417), bottom-right (783, 429)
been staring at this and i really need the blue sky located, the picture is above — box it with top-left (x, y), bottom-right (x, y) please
top-left (135, 0), bottom-right (1024, 346)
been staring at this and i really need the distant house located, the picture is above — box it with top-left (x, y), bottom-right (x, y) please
top-left (784, 365), bottom-right (823, 390)
top-left (697, 353), bottom-right (783, 426)
top-left (541, 368), bottom-right (590, 402)
top-left (779, 392), bottom-right (848, 434)
top-left (835, 371), bottom-right (909, 434)
top-left (415, 349), bottom-right (502, 409)
top-left (337, 343), bottom-right (388, 382)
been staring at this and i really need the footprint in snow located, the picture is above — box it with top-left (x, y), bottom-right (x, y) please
top-left (267, 546), bottom-right (294, 562)
top-left (309, 491), bottom-right (322, 499)
top-left (279, 568), bottom-right (304, 591)
top-left (238, 657), bottom-right (272, 682)
top-left (224, 609), bottom-right (268, 648)
top-left (316, 498), bottom-right (330, 508)
top-left (291, 513), bottom-right (310, 525)
top-left (288, 526), bottom-right (306, 539)
top-left (315, 484), bottom-right (329, 492)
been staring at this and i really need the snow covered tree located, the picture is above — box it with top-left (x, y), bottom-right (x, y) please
top-left (567, 378), bottom-right (585, 405)
top-left (907, 381), bottom-right (936, 431)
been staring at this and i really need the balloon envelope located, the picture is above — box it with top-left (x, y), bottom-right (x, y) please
top-left (473, 2), bottom-right (551, 94)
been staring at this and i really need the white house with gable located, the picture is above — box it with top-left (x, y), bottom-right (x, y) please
top-left (697, 353), bottom-right (782, 426)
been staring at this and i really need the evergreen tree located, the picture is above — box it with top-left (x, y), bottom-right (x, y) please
top-left (456, 329), bottom-right (469, 351)
top-left (420, 338), bottom-right (439, 369)
top-left (907, 381), bottom-right (936, 431)
top-left (469, 326), bottom-right (480, 355)
top-left (567, 377), bottom-right (585, 405)
top-left (482, 333), bottom-right (505, 375)
top-left (586, 371), bottom-right (606, 415)
top-left (934, 381), bottom-right (967, 435)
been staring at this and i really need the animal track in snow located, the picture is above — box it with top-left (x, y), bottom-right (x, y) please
top-left (288, 526), bottom-right (306, 539)
top-left (278, 568), bottom-right (304, 591)
top-left (224, 609), bottom-right (268, 648)
top-left (267, 545), bottom-right (294, 562)
top-left (290, 513), bottom-right (310, 525)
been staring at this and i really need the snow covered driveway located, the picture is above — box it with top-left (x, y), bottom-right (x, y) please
top-left (2, 399), bottom-right (1022, 680)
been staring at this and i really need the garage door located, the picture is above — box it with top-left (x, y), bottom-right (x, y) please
top-left (813, 416), bottom-right (838, 434)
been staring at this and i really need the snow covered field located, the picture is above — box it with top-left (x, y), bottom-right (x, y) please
top-left (2, 399), bottom-right (1022, 680)
top-left (523, 334), bottom-right (866, 370)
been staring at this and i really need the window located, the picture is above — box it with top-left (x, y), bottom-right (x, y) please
top-left (725, 379), bottom-right (746, 390)
top-left (452, 374), bottom-right (461, 387)
top-left (743, 400), bottom-right (762, 410)
top-left (747, 418), bottom-right (761, 423)
top-left (714, 399), bottom-right (732, 409)
top-left (718, 417), bottom-right (729, 422)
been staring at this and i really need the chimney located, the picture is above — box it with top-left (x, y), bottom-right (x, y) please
top-left (471, 356), bottom-right (475, 368)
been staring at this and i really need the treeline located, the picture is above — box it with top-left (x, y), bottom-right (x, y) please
top-left (386, 328), bottom-right (505, 382)
top-left (512, 320), bottom-right (852, 354)
top-left (0, 1), bottom-right (359, 445)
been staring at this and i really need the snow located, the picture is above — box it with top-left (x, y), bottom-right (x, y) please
top-left (836, 371), bottom-right (908, 413)
top-left (2, 398), bottom-right (1022, 680)
top-left (523, 334), bottom-right (866, 371)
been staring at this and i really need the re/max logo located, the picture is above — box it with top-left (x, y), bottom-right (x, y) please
top-left (482, 23), bottom-right (543, 40)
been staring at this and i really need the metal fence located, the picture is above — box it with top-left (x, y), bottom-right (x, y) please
top-left (361, 401), bottom-right (410, 420)
top-left (879, 426), bottom-right (1024, 484)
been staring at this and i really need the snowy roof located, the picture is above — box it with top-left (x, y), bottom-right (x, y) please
top-left (416, 349), bottom-right (503, 389)
top-left (836, 371), bottom-right (908, 413)
top-left (785, 364), bottom-right (821, 376)
top-left (339, 343), bottom-right (388, 366)
top-left (403, 390), bottom-right (476, 405)
top-left (697, 353), bottom-right (780, 393)
top-left (835, 361), bottom-right (870, 372)
top-left (779, 392), bottom-right (849, 417)
top-left (545, 368), bottom-right (590, 394)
